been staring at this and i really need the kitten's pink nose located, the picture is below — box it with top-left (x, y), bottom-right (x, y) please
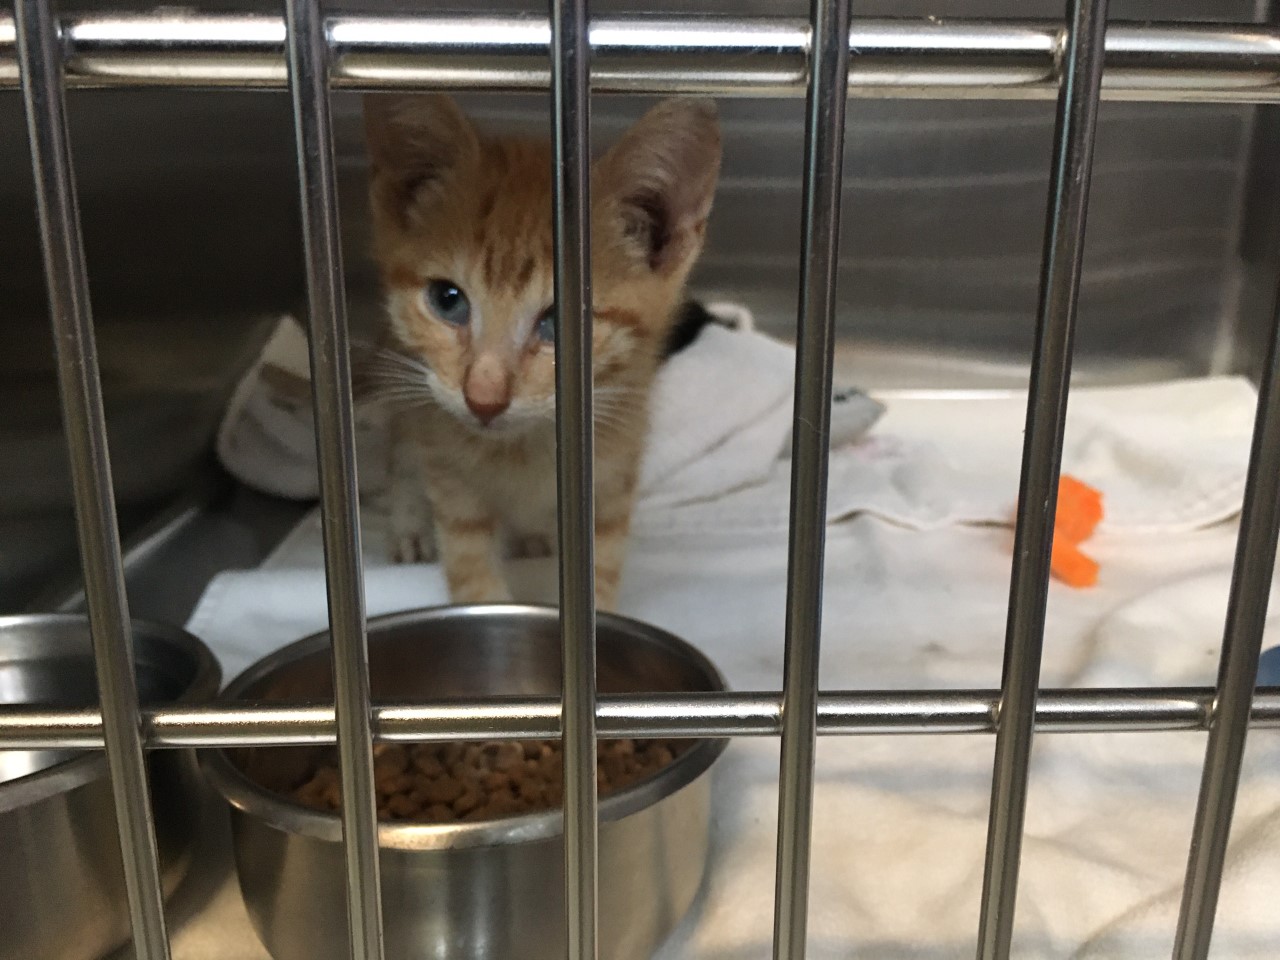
top-left (463, 356), bottom-right (511, 425)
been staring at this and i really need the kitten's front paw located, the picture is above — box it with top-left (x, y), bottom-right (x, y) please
top-left (391, 530), bottom-right (437, 564)
top-left (387, 481), bottom-right (438, 564)
top-left (511, 533), bottom-right (554, 559)
top-left (449, 578), bottom-right (513, 604)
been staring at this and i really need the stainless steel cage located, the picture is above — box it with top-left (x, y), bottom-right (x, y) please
top-left (2, 3), bottom-right (1280, 960)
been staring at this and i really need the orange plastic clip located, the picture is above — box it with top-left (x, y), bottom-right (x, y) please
top-left (1049, 475), bottom-right (1104, 588)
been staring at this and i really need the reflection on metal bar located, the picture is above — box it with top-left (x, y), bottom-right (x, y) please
top-left (1172, 282), bottom-right (1280, 958)
top-left (772, 0), bottom-right (850, 956)
top-left (976, 0), bottom-right (1109, 957)
top-left (2, 14), bottom-right (1280, 102)
top-left (13, 1), bottom-right (173, 957)
top-left (282, 0), bottom-right (385, 957)
top-left (549, 0), bottom-right (598, 957)
top-left (3, 689), bottom-right (1280, 749)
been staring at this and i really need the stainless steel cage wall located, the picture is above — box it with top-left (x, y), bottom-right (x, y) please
top-left (2, 3), bottom-right (1280, 960)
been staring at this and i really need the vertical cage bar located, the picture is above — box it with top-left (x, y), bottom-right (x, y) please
top-left (1172, 285), bottom-right (1280, 959)
top-left (550, 0), bottom-right (598, 958)
top-left (13, 2), bottom-right (173, 958)
top-left (283, 0), bottom-right (386, 957)
top-left (771, 0), bottom-right (851, 956)
top-left (975, 0), bottom-right (1109, 957)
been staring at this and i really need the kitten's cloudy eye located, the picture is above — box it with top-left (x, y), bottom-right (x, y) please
top-left (426, 279), bottom-right (471, 327)
top-left (535, 307), bottom-right (556, 344)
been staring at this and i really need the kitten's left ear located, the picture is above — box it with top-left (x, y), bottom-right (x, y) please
top-left (598, 98), bottom-right (722, 274)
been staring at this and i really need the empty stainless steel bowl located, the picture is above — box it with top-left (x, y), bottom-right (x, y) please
top-left (0, 613), bottom-right (221, 960)
top-left (203, 604), bottom-right (728, 960)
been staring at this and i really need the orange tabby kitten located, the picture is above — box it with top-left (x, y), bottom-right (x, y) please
top-left (363, 94), bottom-right (721, 609)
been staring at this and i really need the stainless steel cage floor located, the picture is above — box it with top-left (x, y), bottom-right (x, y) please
top-left (3, 5), bottom-right (1280, 960)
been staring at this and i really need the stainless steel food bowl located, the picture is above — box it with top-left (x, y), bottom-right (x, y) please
top-left (203, 604), bottom-right (728, 960)
top-left (0, 613), bottom-right (221, 960)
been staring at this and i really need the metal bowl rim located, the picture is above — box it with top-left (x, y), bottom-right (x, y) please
top-left (0, 613), bottom-right (222, 814)
top-left (201, 603), bottom-right (729, 851)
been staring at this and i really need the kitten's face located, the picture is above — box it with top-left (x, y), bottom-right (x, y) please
top-left (365, 96), bottom-right (721, 436)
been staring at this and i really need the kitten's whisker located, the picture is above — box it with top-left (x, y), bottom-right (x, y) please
top-left (360, 383), bottom-right (439, 410)
top-left (378, 357), bottom-right (432, 378)
top-left (592, 409), bottom-right (633, 432)
top-left (360, 394), bottom-right (434, 414)
top-left (364, 384), bottom-right (435, 400)
top-left (358, 346), bottom-right (435, 381)
top-left (361, 363), bottom-right (435, 388)
top-left (593, 386), bottom-right (647, 402)
top-left (592, 387), bottom-right (647, 417)
top-left (593, 397), bottom-right (641, 420)
top-left (363, 359), bottom-right (431, 381)
top-left (366, 375), bottom-right (431, 393)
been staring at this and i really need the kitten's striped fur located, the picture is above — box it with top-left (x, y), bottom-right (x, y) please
top-left (364, 95), bottom-right (721, 609)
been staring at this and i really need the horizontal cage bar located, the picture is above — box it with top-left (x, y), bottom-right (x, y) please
top-left (1, 14), bottom-right (1280, 101)
top-left (3, 689), bottom-right (1278, 748)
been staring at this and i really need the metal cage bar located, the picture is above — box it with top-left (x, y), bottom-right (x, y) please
top-left (282, 0), bottom-right (385, 956)
top-left (549, 0), bottom-right (599, 955)
top-left (12, 1), bottom-right (173, 958)
top-left (976, 0), bottom-right (1108, 956)
top-left (2, 688), bottom-right (1280, 749)
top-left (771, 0), bottom-right (850, 956)
top-left (1172, 258), bottom-right (1280, 959)
top-left (5, 15), bottom-right (1280, 102)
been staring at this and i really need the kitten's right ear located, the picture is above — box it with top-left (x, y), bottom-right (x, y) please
top-left (364, 94), bottom-right (479, 216)
top-left (598, 98), bottom-right (721, 275)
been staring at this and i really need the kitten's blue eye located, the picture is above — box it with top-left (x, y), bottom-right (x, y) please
top-left (426, 279), bottom-right (470, 327)
top-left (535, 307), bottom-right (556, 344)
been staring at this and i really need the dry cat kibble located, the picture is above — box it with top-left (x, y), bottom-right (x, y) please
top-left (290, 739), bottom-right (681, 823)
